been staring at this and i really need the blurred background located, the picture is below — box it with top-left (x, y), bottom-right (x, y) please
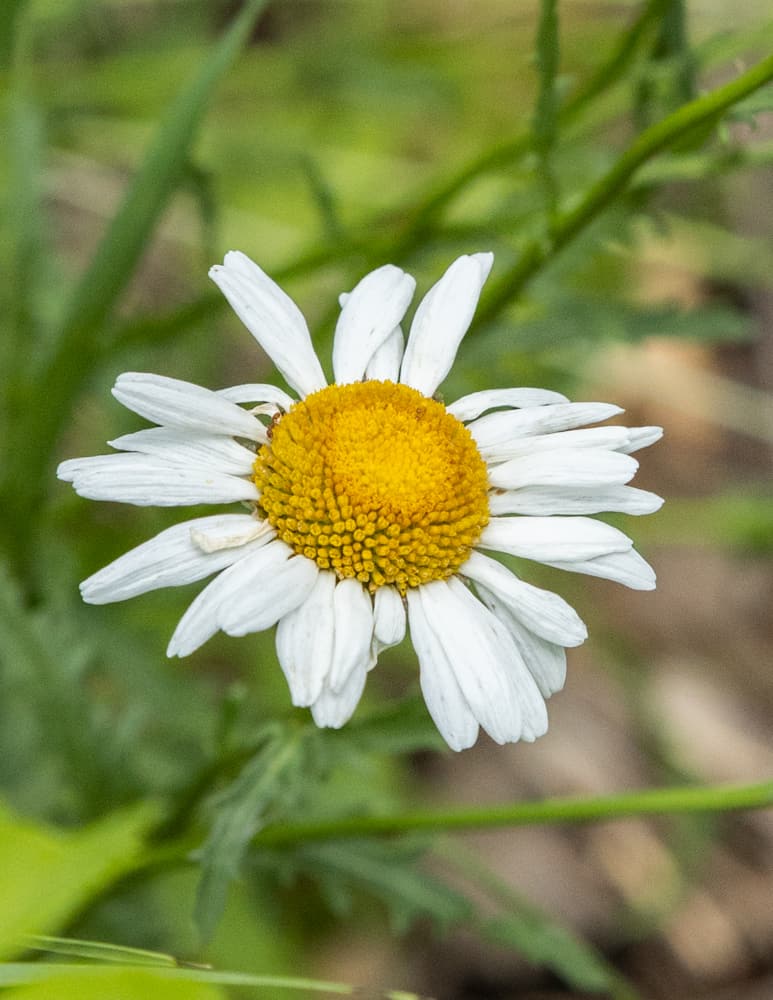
top-left (1, 1), bottom-right (773, 998)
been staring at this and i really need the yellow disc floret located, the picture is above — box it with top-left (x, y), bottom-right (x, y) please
top-left (253, 380), bottom-right (489, 594)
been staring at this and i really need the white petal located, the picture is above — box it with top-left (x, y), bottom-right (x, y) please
top-left (479, 515), bottom-right (632, 563)
top-left (544, 548), bottom-right (656, 590)
top-left (476, 583), bottom-right (566, 697)
top-left (109, 427), bottom-right (257, 476)
top-left (419, 580), bottom-right (523, 745)
top-left (58, 454), bottom-right (259, 506)
top-left (429, 578), bottom-right (549, 743)
top-left (80, 514), bottom-right (272, 604)
top-left (217, 383), bottom-right (295, 411)
top-left (617, 427), bottom-right (663, 453)
top-left (167, 540), bottom-right (293, 656)
top-left (372, 585), bottom-right (406, 658)
top-left (483, 425), bottom-right (633, 462)
top-left (209, 252), bottom-right (326, 398)
top-left (469, 402), bottom-right (624, 461)
top-left (364, 326), bottom-right (405, 382)
top-left (112, 372), bottom-right (265, 442)
top-left (332, 265), bottom-right (415, 384)
top-left (327, 579), bottom-right (375, 693)
top-left (487, 448), bottom-right (638, 490)
top-left (276, 570), bottom-right (336, 706)
top-left (406, 589), bottom-right (479, 751)
top-left (310, 665), bottom-right (367, 729)
top-left (447, 387), bottom-right (568, 422)
top-left (400, 253), bottom-right (494, 396)
top-left (461, 550), bottom-right (586, 647)
top-left (489, 484), bottom-right (664, 516)
top-left (219, 554), bottom-right (318, 637)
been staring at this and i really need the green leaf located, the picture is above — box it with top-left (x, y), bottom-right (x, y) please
top-left (194, 728), bottom-right (306, 942)
top-left (0, 963), bottom-right (365, 997)
top-left (297, 840), bottom-right (472, 934)
top-left (480, 912), bottom-right (631, 997)
top-left (0, 800), bottom-right (159, 959)
top-left (11, 0), bottom-right (270, 537)
top-left (2, 968), bottom-right (222, 1000)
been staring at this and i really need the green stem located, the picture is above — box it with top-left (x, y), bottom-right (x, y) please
top-left (390, 0), bottom-right (667, 249)
top-left (249, 780), bottom-right (773, 848)
top-left (477, 49), bottom-right (773, 325)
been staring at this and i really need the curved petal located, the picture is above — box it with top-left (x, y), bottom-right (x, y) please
top-left (372, 584), bottom-right (406, 659)
top-left (80, 514), bottom-right (273, 604)
top-left (400, 253), bottom-right (493, 396)
top-left (487, 448), bottom-right (638, 490)
top-left (461, 550), bottom-right (586, 647)
top-left (57, 453), bottom-right (259, 506)
top-left (469, 402), bottom-right (623, 460)
top-left (447, 387), bottom-right (568, 422)
top-left (310, 665), bottom-right (367, 729)
top-left (332, 265), bottom-right (415, 384)
top-left (217, 383), bottom-right (295, 411)
top-left (418, 581), bottom-right (522, 745)
top-left (406, 589), bottom-right (479, 751)
top-left (365, 326), bottom-right (405, 382)
top-left (209, 252), bottom-right (326, 398)
top-left (167, 539), bottom-right (293, 657)
top-left (219, 554), bottom-right (318, 637)
top-left (276, 570), bottom-right (336, 706)
top-left (544, 548), bottom-right (656, 590)
top-left (618, 426), bottom-right (663, 454)
top-left (422, 579), bottom-right (548, 744)
top-left (111, 372), bottom-right (265, 442)
top-left (109, 427), bottom-right (257, 476)
top-left (489, 484), bottom-right (664, 516)
top-left (482, 425), bottom-right (633, 462)
top-left (479, 516), bottom-right (632, 563)
top-left (476, 582), bottom-right (566, 697)
top-left (328, 579), bottom-right (375, 693)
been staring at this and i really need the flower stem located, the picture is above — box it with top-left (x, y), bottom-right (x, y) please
top-left (250, 780), bottom-right (773, 847)
top-left (476, 49), bottom-right (773, 326)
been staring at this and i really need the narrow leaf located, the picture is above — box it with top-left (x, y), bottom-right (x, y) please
top-left (194, 730), bottom-right (305, 942)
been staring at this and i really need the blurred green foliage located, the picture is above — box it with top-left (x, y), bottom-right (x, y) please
top-left (1, 1), bottom-right (773, 996)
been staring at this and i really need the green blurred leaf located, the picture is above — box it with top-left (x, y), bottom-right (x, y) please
top-left (0, 562), bottom-right (141, 818)
top-left (0, 800), bottom-right (159, 959)
top-left (3, 968), bottom-right (222, 1000)
top-left (49, 0), bottom-right (268, 365)
top-left (194, 727), bottom-right (306, 942)
top-left (480, 910), bottom-right (631, 997)
top-left (296, 840), bottom-right (471, 934)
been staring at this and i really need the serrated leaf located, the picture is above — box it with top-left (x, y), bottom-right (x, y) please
top-left (298, 840), bottom-right (472, 935)
top-left (0, 800), bottom-right (159, 960)
top-left (480, 913), bottom-right (626, 996)
top-left (194, 729), bottom-right (306, 942)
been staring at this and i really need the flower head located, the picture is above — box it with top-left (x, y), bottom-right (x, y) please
top-left (58, 251), bottom-right (662, 750)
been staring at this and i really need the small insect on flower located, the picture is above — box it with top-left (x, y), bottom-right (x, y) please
top-left (58, 251), bottom-right (662, 751)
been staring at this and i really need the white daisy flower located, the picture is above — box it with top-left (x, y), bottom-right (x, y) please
top-left (58, 251), bottom-right (662, 751)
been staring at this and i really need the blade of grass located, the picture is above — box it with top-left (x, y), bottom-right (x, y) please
top-left (4, 0), bottom-right (269, 584)
top-left (532, 0), bottom-right (560, 223)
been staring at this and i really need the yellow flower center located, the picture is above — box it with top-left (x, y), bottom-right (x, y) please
top-left (253, 380), bottom-right (489, 594)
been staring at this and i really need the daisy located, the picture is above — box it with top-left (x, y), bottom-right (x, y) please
top-left (58, 251), bottom-right (662, 751)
